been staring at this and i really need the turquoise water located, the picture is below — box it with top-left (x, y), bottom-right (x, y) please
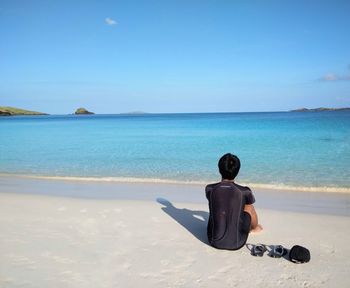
top-left (0, 112), bottom-right (349, 191)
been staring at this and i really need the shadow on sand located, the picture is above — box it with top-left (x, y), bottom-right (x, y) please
top-left (157, 197), bottom-right (209, 245)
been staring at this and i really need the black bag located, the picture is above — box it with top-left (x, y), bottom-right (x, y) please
top-left (289, 245), bottom-right (311, 263)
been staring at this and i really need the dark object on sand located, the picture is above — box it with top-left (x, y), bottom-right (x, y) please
top-left (289, 245), bottom-right (311, 263)
top-left (251, 244), bottom-right (266, 257)
top-left (268, 245), bottom-right (288, 258)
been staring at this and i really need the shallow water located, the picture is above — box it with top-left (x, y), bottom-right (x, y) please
top-left (1, 111), bottom-right (349, 191)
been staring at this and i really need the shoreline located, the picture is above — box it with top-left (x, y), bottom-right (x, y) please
top-left (1, 173), bottom-right (349, 194)
top-left (1, 174), bottom-right (349, 217)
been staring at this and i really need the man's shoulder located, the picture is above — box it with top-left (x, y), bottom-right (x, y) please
top-left (233, 183), bottom-right (255, 204)
top-left (206, 181), bottom-right (241, 194)
top-left (205, 182), bottom-right (220, 192)
top-left (233, 182), bottom-right (252, 192)
top-left (206, 181), bottom-right (248, 190)
top-left (206, 181), bottom-right (252, 194)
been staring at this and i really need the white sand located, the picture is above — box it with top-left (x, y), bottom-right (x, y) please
top-left (0, 192), bottom-right (349, 288)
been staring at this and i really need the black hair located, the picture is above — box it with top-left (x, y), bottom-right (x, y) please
top-left (218, 153), bottom-right (241, 180)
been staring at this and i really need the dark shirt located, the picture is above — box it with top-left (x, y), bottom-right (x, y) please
top-left (206, 181), bottom-right (255, 250)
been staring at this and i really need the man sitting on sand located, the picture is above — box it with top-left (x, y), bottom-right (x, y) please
top-left (206, 153), bottom-right (262, 250)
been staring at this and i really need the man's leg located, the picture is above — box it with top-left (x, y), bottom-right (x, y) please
top-left (244, 204), bottom-right (263, 232)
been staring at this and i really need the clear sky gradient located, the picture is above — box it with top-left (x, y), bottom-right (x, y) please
top-left (1, 0), bottom-right (350, 114)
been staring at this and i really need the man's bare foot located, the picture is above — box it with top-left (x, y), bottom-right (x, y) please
top-left (250, 224), bottom-right (263, 234)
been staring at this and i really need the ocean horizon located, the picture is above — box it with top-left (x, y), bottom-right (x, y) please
top-left (1, 111), bottom-right (349, 192)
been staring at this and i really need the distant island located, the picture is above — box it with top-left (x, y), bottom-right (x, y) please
top-left (0, 106), bottom-right (47, 116)
top-left (120, 111), bottom-right (148, 115)
top-left (74, 107), bottom-right (94, 115)
top-left (2, 106), bottom-right (349, 116)
top-left (290, 107), bottom-right (350, 112)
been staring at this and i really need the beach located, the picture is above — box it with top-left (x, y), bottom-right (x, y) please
top-left (2, 0), bottom-right (350, 286)
top-left (1, 177), bottom-right (349, 288)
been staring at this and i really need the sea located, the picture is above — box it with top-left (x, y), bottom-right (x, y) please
top-left (0, 111), bottom-right (349, 192)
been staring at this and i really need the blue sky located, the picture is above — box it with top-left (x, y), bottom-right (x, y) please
top-left (0, 0), bottom-right (350, 114)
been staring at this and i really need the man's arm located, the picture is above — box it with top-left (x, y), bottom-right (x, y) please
top-left (244, 204), bottom-right (262, 232)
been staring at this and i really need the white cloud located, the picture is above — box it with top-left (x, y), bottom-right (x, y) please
top-left (319, 65), bottom-right (350, 82)
top-left (105, 17), bottom-right (117, 26)
top-left (321, 73), bottom-right (338, 81)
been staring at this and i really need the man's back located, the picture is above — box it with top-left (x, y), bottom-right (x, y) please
top-left (206, 181), bottom-right (255, 250)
